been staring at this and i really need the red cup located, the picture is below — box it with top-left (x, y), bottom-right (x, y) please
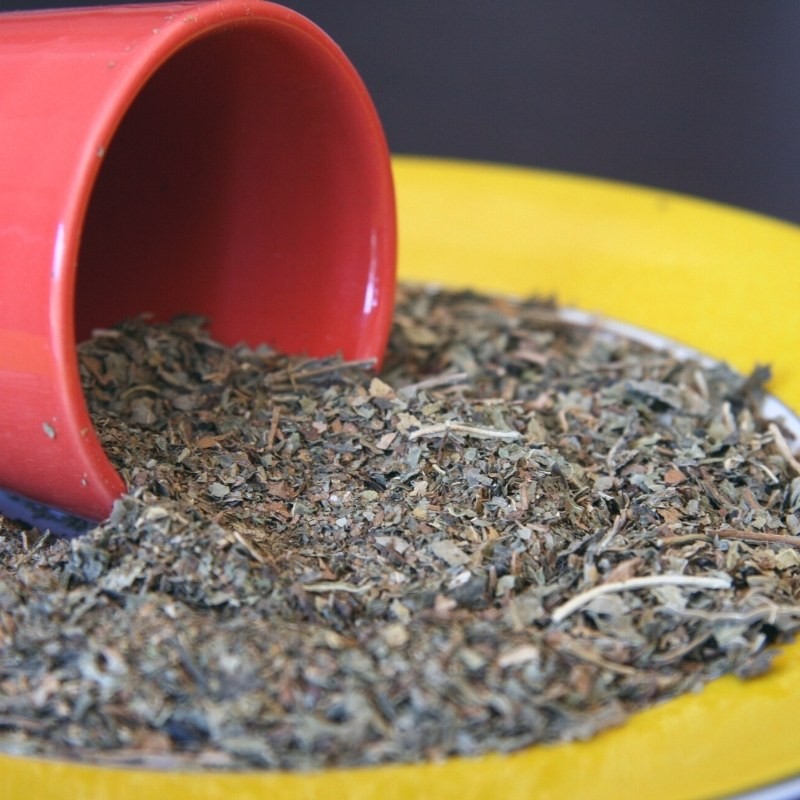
top-left (0, 0), bottom-right (396, 534)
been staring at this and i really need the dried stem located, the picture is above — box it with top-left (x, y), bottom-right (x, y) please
top-left (301, 581), bottom-right (372, 594)
top-left (659, 533), bottom-right (712, 547)
top-left (661, 602), bottom-right (800, 626)
top-left (768, 422), bottom-right (800, 475)
top-left (551, 573), bottom-right (732, 623)
top-left (229, 528), bottom-right (266, 565)
top-left (409, 421), bottom-right (521, 441)
top-left (266, 406), bottom-right (281, 450)
top-left (398, 371), bottom-right (469, 397)
top-left (649, 630), bottom-right (712, 666)
top-left (711, 528), bottom-right (800, 550)
top-left (661, 529), bottom-right (800, 550)
top-left (545, 631), bottom-right (636, 676)
top-left (595, 511), bottom-right (627, 555)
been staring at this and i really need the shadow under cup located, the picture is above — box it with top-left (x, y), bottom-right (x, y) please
top-left (0, 1), bottom-right (396, 535)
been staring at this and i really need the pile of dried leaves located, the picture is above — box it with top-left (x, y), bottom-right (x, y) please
top-left (1, 285), bottom-right (799, 770)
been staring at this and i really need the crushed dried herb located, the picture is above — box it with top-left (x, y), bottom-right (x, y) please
top-left (1, 284), bottom-right (799, 770)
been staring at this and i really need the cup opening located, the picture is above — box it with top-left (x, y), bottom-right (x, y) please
top-left (75, 20), bottom-right (394, 360)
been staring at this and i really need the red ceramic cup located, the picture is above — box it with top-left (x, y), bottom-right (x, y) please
top-left (0, 0), bottom-right (396, 534)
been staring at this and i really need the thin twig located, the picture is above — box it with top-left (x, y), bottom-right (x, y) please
top-left (660, 533), bottom-right (712, 547)
top-left (21, 529), bottom-right (51, 559)
top-left (753, 460), bottom-right (781, 484)
top-left (301, 581), bottom-right (372, 594)
top-left (659, 602), bottom-right (800, 626)
top-left (408, 421), bottom-right (521, 441)
top-left (661, 528), bottom-right (800, 551)
top-left (595, 511), bottom-right (627, 555)
top-left (0, 715), bottom-right (48, 733)
top-left (512, 349), bottom-right (550, 366)
top-left (545, 631), bottom-right (636, 676)
top-left (229, 528), bottom-right (266, 565)
top-left (551, 573), bottom-right (732, 623)
top-left (649, 630), bottom-right (712, 666)
top-left (605, 432), bottom-right (627, 472)
top-left (768, 422), bottom-right (800, 475)
top-left (398, 371), bottom-right (469, 397)
top-left (266, 406), bottom-right (280, 450)
top-left (712, 528), bottom-right (800, 550)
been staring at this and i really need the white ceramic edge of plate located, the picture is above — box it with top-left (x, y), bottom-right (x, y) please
top-left (729, 774), bottom-right (800, 800)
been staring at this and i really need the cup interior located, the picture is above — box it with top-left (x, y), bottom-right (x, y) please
top-left (75, 21), bottom-right (393, 359)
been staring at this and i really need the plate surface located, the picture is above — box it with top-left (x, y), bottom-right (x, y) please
top-left (3, 156), bottom-right (800, 800)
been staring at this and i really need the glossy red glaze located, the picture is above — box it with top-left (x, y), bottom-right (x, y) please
top-left (0, 0), bottom-right (396, 528)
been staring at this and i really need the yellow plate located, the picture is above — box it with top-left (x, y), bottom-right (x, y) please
top-left (4, 156), bottom-right (800, 800)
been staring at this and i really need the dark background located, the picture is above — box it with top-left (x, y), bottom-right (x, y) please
top-left (6, 0), bottom-right (800, 223)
